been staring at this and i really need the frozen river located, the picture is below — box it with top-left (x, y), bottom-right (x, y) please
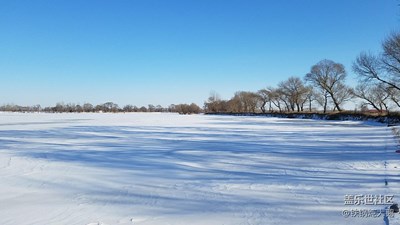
top-left (0, 113), bottom-right (398, 225)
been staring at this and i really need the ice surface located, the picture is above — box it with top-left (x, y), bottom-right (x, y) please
top-left (0, 112), bottom-right (399, 225)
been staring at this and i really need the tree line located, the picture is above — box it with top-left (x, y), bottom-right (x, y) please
top-left (205, 31), bottom-right (400, 115)
top-left (0, 102), bottom-right (202, 115)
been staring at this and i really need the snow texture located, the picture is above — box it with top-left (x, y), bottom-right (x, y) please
top-left (0, 112), bottom-right (399, 225)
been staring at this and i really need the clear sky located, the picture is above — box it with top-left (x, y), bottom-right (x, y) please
top-left (0, 0), bottom-right (398, 107)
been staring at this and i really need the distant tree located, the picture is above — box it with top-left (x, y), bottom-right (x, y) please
top-left (148, 104), bottom-right (155, 112)
top-left (174, 103), bottom-right (202, 114)
top-left (83, 103), bottom-right (94, 112)
top-left (32, 104), bottom-right (41, 112)
top-left (54, 102), bottom-right (65, 113)
top-left (66, 103), bottom-right (76, 112)
top-left (1, 104), bottom-right (18, 112)
top-left (123, 104), bottom-right (134, 112)
top-left (204, 91), bottom-right (228, 113)
top-left (102, 102), bottom-right (119, 113)
top-left (95, 104), bottom-right (103, 112)
top-left (189, 103), bottom-right (201, 114)
top-left (231, 91), bottom-right (259, 113)
top-left (75, 104), bottom-right (83, 113)
top-left (139, 106), bottom-right (147, 112)
top-left (227, 93), bottom-right (243, 113)
top-left (168, 104), bottom-right (176, 112)
top-left (155, 105), bottom-right (163, 112)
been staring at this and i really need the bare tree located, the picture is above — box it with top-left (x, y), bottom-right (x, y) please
top-left (268, 87), bottom-right (283, 112)
top-left (168, 104), bottom-right (176, 112)
top-left (257, 88), bottom-right (270, 113)
top-left (278, 76), bottom-right (309, 112)
top-left (227, 94), bottom-right (242, 113)
top-left (239, 91), bottom-right (259, 113)
top-left (314, 89), bottom-right (330, 113)
top-left (54, 102), bottom-right (65, 112)
top-left (353, 52), bottom-right (400, 90)
top-left (174, 103), bottom-right (202, 114)
top-left (304, 86), bottom-right (317, 112)
top-left (75, 104), bottom-right (83, 113)
top-left (276, 84), bottom-right (294, 111)
top-left (189, 103), bottom-right (201, 114)
top-left (273, 88), bottom-right (290, 111)
top-left (353, 32), bottom-right (400, 109)
top-left (205, 91), bottom-right (225, 113)
top-left (102, 102), bottom-right (119, 113)
top-left (123, 104), bottom-right (134, 112)
top-left (139, 106), bottom-right (147, 112)
top-left (83, 103), bottom-right (94, 112)
top-left (148, 104), bottom-right (155, 112)
top-left (388, 87), bottom-right (400, 108)
top-left (352, 83), bottom-right (389, 113)
top-left (155, 105), bottom-right (164, 112)
top-left (305, 59), bottom-right (350, 112)
top-left (226, 91), bottom-right (258, 113)
top-left (332, 83), bottom-right (354, 111)
top-left (382, 32), bottom-right (400, 82)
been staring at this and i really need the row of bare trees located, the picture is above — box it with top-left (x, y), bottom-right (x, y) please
top-left (205, 60), bottom-right (353, 114)
top-left (1, 102), bottom-right (202, 115)
top-left (205, 32), bottom-right (400, 114)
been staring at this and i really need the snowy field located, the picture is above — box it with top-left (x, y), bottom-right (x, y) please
top-left (0, 112), bottom-right (399, 225)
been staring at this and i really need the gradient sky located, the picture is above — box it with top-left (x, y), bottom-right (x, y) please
top-left (0, 0), bottom-right (398, 107)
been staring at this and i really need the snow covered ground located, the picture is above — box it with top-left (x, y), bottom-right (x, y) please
top-left (0, 112), bottom-right (399, 225)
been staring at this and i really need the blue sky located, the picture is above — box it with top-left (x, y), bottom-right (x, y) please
top-left (0, 0), bottom-right (398, 107)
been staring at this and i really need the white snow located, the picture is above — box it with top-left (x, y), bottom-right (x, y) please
top-left (0, 112), bottom-right (399, 225)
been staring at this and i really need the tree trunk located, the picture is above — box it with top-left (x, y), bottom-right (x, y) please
top-left (323, 95), bottom-right (328, 113)
top-left (331, 96), bottom-right (342, 111)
